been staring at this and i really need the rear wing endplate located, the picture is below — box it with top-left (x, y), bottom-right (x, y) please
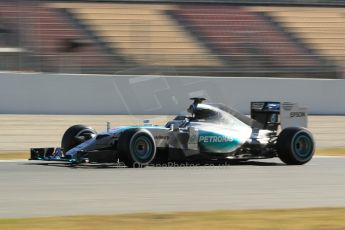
top-left (251, 101), bottom-right (308, 130)
top-left (280, 102), bottom-right (308, 129)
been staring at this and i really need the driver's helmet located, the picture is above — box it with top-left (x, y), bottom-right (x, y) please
top-left (194, 107), bottom-right (220, 121)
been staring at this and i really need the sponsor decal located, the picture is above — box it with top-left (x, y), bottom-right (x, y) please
top-left (290, 112), bottom-right (306, 118)
top-left (189, 134), bottom-right (198, 143)
top-left (267, 103), bottom-right (279, 108)
top-left (199, 135), bottom-right (233, 143)
top-left (155, 135), bottom-right (169, 140)
top-left (266, 103), bottom-right (280, 112)
top-left (251, 102), bottom-right (265, 111)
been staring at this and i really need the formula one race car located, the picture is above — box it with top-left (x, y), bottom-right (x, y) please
top-left (30, 98), bottom-right (315, 167)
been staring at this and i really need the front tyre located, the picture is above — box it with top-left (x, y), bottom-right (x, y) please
top-left (61, 124), bottom-right (97, 153)
top-left (118, 129), bottom-right (156, 168)
top-left (277, 127), bottom-right (315, 165)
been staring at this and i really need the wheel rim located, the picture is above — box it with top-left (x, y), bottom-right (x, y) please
top-left (132, 135), bottom-right (153, 161)
top-left (293, 133), bottom-right (313, 158)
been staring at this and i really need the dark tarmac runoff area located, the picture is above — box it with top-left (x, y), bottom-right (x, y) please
top-left (0, 157), bottom-right (344, 218)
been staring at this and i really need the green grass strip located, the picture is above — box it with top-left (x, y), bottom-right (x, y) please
top-left (0, 208), bottom-right (345, 230)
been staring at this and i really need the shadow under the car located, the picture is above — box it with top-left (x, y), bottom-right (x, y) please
top-left (24, 160), bottom-right (284, 169)
top-left (229, 161), bottom-right (284, 166)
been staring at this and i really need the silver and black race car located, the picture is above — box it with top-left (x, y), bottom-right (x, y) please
top-left (30, 98), bottom-right (315, 167)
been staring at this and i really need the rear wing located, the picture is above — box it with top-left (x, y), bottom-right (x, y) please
top-left (280, 102), bottom-right (308, 129)
top-left (251, 102), bottom-right (307, 131)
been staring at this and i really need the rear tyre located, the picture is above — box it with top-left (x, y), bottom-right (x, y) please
top-left (277, 127), bottom-right (315, 165)
top-left (61, 124), bottom-right (97, 153)
top-left (118, 129), bottom-right (156, 168)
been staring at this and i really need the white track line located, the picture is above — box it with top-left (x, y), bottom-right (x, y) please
top-left (0, 159), bottom-right (28, 162)
top-left (314, 155), bottom-right (344, 158)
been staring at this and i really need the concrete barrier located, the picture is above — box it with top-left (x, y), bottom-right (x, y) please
top-left (0, 72), bottom-right (344, 115)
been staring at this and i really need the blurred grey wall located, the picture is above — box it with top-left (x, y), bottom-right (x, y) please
top-left (0, 72), bottom-right (344, 115)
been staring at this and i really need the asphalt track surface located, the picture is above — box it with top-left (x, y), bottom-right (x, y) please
top-left (0, 157), bottom-right (344, 218)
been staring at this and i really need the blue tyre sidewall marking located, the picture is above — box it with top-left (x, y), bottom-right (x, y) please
top-left (129, 132), bottom-right (155, 163)
top-left (291, 131), bottom-right (314, 160)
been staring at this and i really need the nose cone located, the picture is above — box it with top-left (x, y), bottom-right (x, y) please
top-left (65, 138), bottom-right (96, 158)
